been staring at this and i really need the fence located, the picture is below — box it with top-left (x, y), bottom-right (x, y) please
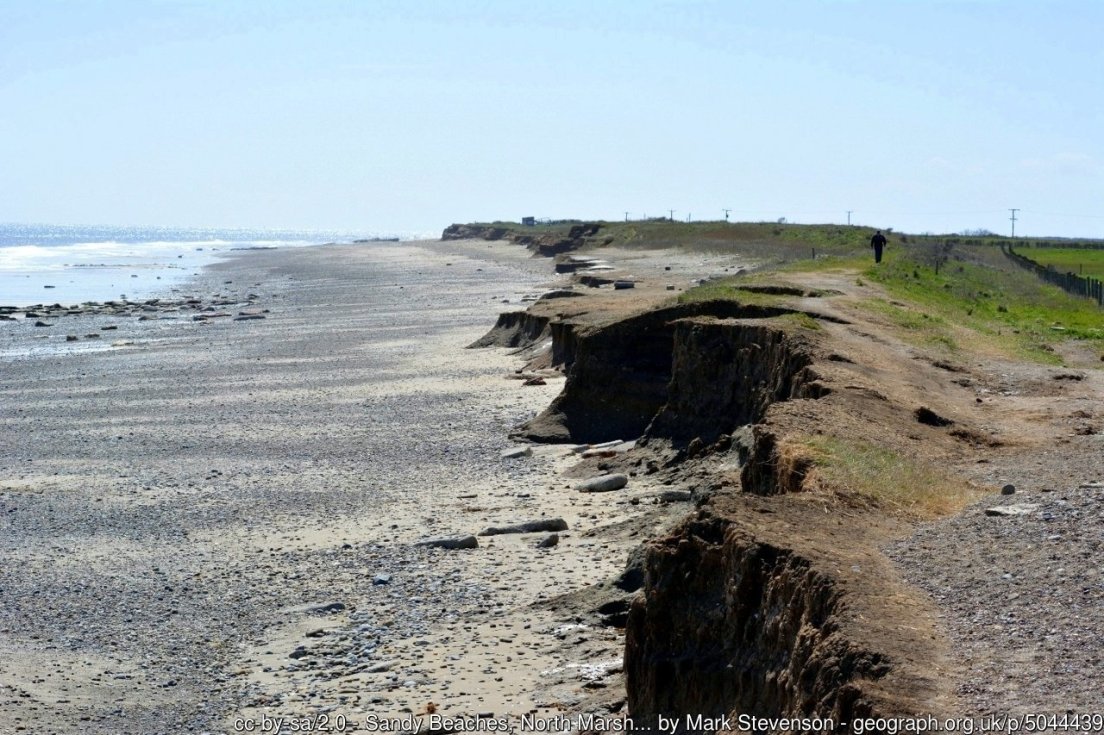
top-left (1002, 244), bottom-right (1104, 307)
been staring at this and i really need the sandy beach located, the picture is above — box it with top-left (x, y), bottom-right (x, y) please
top-left (0, 239), bottom-right (708, 733)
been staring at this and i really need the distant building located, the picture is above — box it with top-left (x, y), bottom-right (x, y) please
top-left (522, 216), bottom-right (536, 226)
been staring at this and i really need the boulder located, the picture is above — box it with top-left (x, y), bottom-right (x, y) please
top-left (478, 518), bottom-right (568, 536)
top-left (984, 504), bottom-right (1038, 517)
top-left (536, 534), bottom-right (560, 549)
top-left (414, 535), bottom-right (478, 550)
top-left (576, 474), bottom-right (629, 493)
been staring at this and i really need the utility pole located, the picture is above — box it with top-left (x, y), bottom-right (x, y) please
top-left (668, 209), bottom-right (675, 222)
top-left (624, 211), bottom-right (629, 222)
top-left (846, 210), bottom-right (853, 226)
top-left (687, 213), bottom-right (691, 223)
top-left (1009, 208), bottom-right (1019, 238)
top-left (723, 208), bottom-right (731, 221)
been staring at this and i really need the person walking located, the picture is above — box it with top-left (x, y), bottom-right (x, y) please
top-left (870, 230), bottom-right (887, 263)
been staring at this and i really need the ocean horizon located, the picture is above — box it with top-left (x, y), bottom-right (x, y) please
top-left (0, 223), bottom-right (415, 306)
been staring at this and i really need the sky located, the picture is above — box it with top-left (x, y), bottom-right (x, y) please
top-left (1, 0), bottom-right (1102, 238)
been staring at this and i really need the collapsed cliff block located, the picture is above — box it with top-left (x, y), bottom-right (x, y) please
top-left (467, 311), bottom-right (551, 350)
top-left (625, 494), bottom-right (951, 732)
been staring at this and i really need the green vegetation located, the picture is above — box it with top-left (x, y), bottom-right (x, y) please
top-left (799, 435), bottom-right (982, 518)
top-left (469, 220), bottom-right (1102, 362)
top-left (598, 220), bottom-right (873, 261)
top-left (676, 280), bottom-right (791, 307)
top-left (777, 312), bottom-right (823, 331)
top-left (1017, 247), bottom-right (1104, 280)
top-left (861, 246), bottom-right (1104, 361)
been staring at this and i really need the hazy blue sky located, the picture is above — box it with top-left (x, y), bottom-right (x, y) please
top-left (2, 0), bottom-right (1102, 237)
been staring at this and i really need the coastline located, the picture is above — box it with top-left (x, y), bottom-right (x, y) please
top-left (0, 238), bottom-right (707, 732)
top-left (4, 230), bottom-right (1101, 732)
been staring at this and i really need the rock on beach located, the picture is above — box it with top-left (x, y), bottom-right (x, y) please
top-left (575, 473), bottom-right (628, 493)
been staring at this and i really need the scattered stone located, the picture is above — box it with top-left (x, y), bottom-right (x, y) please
top-left (1001, 484), bottom-right (1016, 495)
top-left (613, 280), bottom-right (635, 290)
top-left (308, 601), bottom-right (347, 615)
top-left (33, 320), bottom-right (51, 327)
top-left (657, 490), bottom-right (693, 503)
top-left (538, 289), bottom-right (582, 300)
top-left (372, 573), bottom-right (392, 586)
top-left (414, 535), bottom-right (478, 550)
top-left (66, 335), bottom-right (78, 342)
top-left (536, 534), bottom-right (559, 549)
top-left (478, 518), bottom-right (568, 536)
top-left (984, 504), bottom-right (1038, 517)
top-left (522, 376), bottom-right (546, 386)
top-left (500, 446), bottom-right (532, 459)
top-left (576, 474), bottom-right (629, 493)
top-left (234, 314), bottom-right (266, 321)
top-left (289, 646), bottom-right (310, 659)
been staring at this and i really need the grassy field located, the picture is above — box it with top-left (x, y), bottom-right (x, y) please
top-left (476, 220), bottom-right (1102, 361)
top-left (1014, 247), bottom-right (1104, 280)
top-left (859, 245), bottom-right (1104, 361)
top-left (598, 220), bottom-right (873, 261)
top-left (668, 228), bottom-right (1103, 362)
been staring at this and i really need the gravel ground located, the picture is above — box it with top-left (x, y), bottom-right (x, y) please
top-left (888, 435), bottom-right (1104, 720)
top-left (0, 240), bottom-right (589, 733)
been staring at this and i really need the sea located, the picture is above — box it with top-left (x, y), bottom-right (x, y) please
top-left (0, 223), bottom-right (387, 307)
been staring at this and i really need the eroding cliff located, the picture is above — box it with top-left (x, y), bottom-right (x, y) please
top-left (467, 311), bottom-right (551, 350)
top-left (469, 276), bottom-right (958, 730)
top-left (512, 301), bottom-right (804, 444)
top-left (625, 495), bottom-right (946, 733)
top-left (647, 318), bottom-right (827, 445)
top-left (441, 222), bottom-right (603, 256)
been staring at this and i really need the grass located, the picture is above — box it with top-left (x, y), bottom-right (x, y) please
top-left (676, 279), bottom-right (791, 307)
top-left (859, 246), bottom-right (1104, 362)
top-left (464, 220), bottom-right (1103, 362)
top-left (861, 297), bottom-right (959, 351)
top-left (1017, 247), bottom-right (1104, 280)
top-left (596, 220), bottom-right (874, 262)
top-left (777, 312), bottom-right (823, 331)
top-left (795, 435), bottom-right (983, 518)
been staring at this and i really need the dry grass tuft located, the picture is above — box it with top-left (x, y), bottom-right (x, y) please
top-left (791, 435), bottom-right (985, 519)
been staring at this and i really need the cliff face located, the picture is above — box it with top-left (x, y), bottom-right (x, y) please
top-left (467, 311), bottom-right (551, 350)
top-left (647, 319), bottom-right (828, 445)
top-left (512, 302), bottom-right (801, 444)
top-left (441, 222), bottom-right (603, 256)
top-left (625, 517), bottom-right (871, 728)
top-left (474, 288), bottom-right (953, 730)
top-left (625, 496), bottom-right (944, 734)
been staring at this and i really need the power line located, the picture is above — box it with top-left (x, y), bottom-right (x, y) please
top-left (1009, 208), bottom-right (1019, 238)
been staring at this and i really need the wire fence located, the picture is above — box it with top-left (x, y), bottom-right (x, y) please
top-left (1002, 244), bottom-right (1104, 307)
